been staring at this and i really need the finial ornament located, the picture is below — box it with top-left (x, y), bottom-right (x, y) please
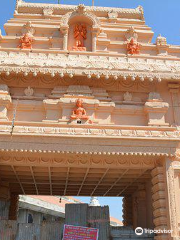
top-left (156, 34), bottom-right (167, 46)
top-left (77, 4), bottom-right (86, 13)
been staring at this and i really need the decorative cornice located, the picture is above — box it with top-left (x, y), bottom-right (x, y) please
top-left (17, 2), bottom-right (144, 20)
top-left (0, 124), bottom-right (179, 140)
top-left (0, 148), bottom-right (174, 157)
top-left (0, 51), bottom-right (179, 81)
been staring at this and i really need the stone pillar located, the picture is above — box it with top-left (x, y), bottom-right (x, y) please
top-left (132, 185), bottom-right (147, 229)
top-left (151, 167), bottom-right (168, 240)
top-left (8, 194), bottom-right (19, 220)
top-left (122, 196), bottom-right (133, 226)
top-left (0, 182), bottom-right (10, 220)
top-left (168, 83), bottom-right (180, 126)
top-left (145, 180), bottom-right (154, 229)
top-left (61, 27), bottom-right (69, 51)
top-left (165, 158), bottom-right (179, 239)
top-left (0, 84), bottom-right (12, 120)
top-left (92, 29), bottom-right (99, 52)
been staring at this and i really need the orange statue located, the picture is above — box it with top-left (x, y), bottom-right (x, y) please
top-left (71, 99), bottom-right (89, 120)
top-left (127, 38), bottom-right (140, 55)
top-left (73, 24), bottom-right (87, 51)
top-left (19, 33), bottom-right (33, 49)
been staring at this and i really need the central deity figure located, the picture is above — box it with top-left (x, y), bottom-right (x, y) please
top-left (127, 38), bottom-right (140, 55)
top-left (19, 33), bottom-right (33, 49)
top-left (73, 24), bottom-right (87, 51)
top-left (71, 99), bottom-right (89, 120)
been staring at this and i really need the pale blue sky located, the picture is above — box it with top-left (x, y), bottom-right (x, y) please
top-left (0, 0), bottom-right (179, 221)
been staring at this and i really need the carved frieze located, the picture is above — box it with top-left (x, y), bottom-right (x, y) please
top-left (0, 52), bottom-right (178, 80)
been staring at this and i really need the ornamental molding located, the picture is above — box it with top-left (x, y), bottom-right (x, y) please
top-left (0, 52), bottom-right (179, 80)
top-left (60, 7), bottom-right (100, 30)
top-left (0, 154), bottom-right (158, 168)
top-left (0, 124), bottom-right (179, 141)
top-left (16, 2), bottom-right (144, 20)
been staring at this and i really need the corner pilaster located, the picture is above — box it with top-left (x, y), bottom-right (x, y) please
top-left (168, 83), bottom-right (180, 126)
top-left (122, 196), bottom-right (133, 227)
top-left (151, 166), bottom-right (168, 240)
top-left (0, 84), bottom-right (12, 120)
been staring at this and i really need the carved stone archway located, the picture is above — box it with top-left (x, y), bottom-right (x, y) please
top-left (60, 4), bottom-right (101, 51)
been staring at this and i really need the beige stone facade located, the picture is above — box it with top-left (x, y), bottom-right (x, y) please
top-left (0, 0), bottom-right (180, 239)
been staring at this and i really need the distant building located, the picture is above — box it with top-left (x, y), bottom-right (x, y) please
top-left (18, 195), bottom-right (123, 226)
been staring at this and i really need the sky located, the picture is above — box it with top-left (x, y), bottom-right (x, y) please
top-left (0, 0), bottom-right (179, 221)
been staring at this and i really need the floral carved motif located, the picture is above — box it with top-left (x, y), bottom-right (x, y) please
top-left (73, 24), bottom-right (87, 51)
top-left (127, 38), bottom-right (140, 55)
top-left (71, 98), bottom-right (89, 120)
top-left (19, 33), bottom-right (33, 49)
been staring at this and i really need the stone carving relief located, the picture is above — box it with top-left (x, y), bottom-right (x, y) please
top-left (43, 8), bottom-right (53, 17)
top-left (21, 21), bottom-right (35, 35)
top-left (108, 11), bottom-right (118, 22)
top-left (123, 92), bottom-right (132, 102)
top-left (125, 26), bottom-right (138, 41)
top-left (24, 86), bottom-right (34, 97)
top-left (127, 38), bottom-right (140, 55)
top-left (0, 51), bottom-right (179, 81)
top-left (19, 33), bottom-right (33, 49)
top-left (60, 4), bottom-right (100, 29)
top-left (70, 98), bottom-right (89, 121)
top-left (73, 24), bottom-right (87, 51)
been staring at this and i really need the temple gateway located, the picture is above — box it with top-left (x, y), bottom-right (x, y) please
top-left (0, 0), bottom-right (180, 240)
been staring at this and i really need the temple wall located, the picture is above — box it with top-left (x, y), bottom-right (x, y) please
top-left (0, 79), bottom-right (178, 128)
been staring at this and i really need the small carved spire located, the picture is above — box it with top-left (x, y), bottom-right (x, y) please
top-left (156, 34), bottom-right (167, 46)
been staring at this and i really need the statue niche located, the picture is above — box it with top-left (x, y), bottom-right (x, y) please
top-left (68, 20), bottom-right (92, 51)
top-left (73, 24), bottom-right (87, 51)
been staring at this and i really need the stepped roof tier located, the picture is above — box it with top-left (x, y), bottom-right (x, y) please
top-left (0, 0), bottom-right (179, 82)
